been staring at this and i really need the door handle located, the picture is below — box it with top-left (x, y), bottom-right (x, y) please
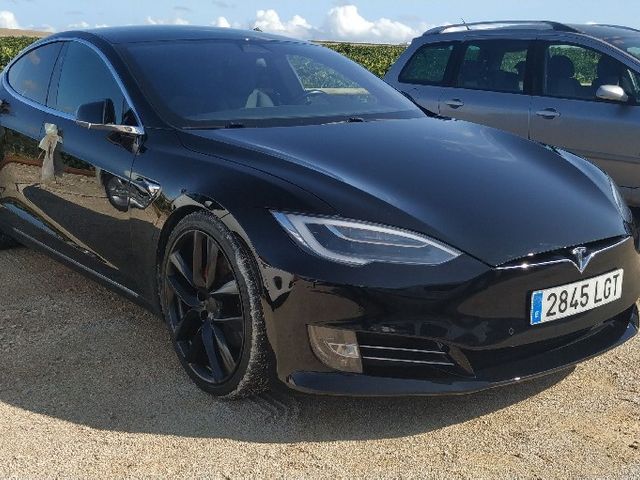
top-left (535, 108), bottom-right (561, 119)
top-left (445, 99), bottom-right (465, 109)
top-left (0, 99), bottom-right (9, 114)
top-left (134, 176), bottom-right (162, 198)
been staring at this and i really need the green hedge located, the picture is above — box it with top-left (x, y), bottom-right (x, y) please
top-left (320, 42), bottom-right (407, 77)
top-left (0, 36), bottom-right (405, 78)
top-left (0, 36), bottom-right (38, 71)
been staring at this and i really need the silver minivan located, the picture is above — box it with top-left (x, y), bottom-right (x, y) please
top-left (385, 21), bottom-right (640, 206)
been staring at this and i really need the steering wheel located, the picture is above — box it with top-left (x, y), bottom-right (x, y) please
top-left (294, 89), bottom-right (330, 105)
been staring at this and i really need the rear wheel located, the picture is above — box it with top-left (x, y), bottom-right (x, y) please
top-left (159, 211), bottom-right (272, 398)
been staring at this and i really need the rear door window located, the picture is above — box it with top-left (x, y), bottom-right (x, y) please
top-left (7, 42), bottom-right (63, 105)
top-left (399, 43), bottom-right (455, 85)
top-left (456, 40), bottom-right (531, 93)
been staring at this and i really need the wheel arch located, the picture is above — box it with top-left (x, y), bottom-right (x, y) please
top-left (153, 197), bottom-right (265, 309)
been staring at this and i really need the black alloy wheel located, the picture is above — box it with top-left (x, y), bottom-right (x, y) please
top-left (160, 211), bottom-right (271, 397)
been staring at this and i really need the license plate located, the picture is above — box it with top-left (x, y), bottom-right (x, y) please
top-left (530, 269), bottom-right (623, 325)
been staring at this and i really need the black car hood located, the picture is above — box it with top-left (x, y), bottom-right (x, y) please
top-left (179, 117), bottom-right (627, 267)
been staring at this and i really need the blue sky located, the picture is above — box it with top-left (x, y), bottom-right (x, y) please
top-left (2, 0), bottom-right (640, 43)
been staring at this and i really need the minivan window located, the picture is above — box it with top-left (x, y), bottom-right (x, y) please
top-left (543, 43), bottom-right (638, 102)
top-left (398, 43), bottom-right (454, 85)
top-left (7, 42), bottom-right (63, 105)
top-left (54, 42), bottom-right (129, 123)
top-left (456, 40), bottom-right (530, 93)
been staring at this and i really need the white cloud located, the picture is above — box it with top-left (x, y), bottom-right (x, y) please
top-left (325, 5), bottom-right (418, 43)
top-left (253, 9), bottom-right (316, 39)
top-left (0, 10), bottom-right (20, 29)
top-left (246, 5), bottom-right (419, 44)
top-left (68, 21), bottom-right (109, 30)
top-left (213, 16), bottom-right (231, 28)
top-left (68, 21), bottom-right (90, 29)
top-left (146, 16), bottom-right (190, 26)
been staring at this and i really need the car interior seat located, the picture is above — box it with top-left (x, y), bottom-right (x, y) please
top-left (547, 55), bottom-right (581, 98)
top-left (592, 55), bottom-right (623, 92)
top-left (515, 61), bottom-right (526, 90)
top-left (458, 60), bottom-right (486, 88)
top-left (489, 70), bottom-right (520, 92)
top-left (246, 57), bottom-right (276, 108)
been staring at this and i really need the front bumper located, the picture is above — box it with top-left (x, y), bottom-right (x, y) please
top-left (259, 236), bottom-right (640, 396)
top-left (289, 306), bottom-right (638, 396)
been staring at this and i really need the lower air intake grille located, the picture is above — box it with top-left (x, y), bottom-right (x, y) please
top-left (356, 332), bottom-right (463, 379)
top-left (359, 344), bottom-right (455, 366)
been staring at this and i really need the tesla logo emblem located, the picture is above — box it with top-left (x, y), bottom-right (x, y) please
top-left (571, 246), bottom-right (591, 273)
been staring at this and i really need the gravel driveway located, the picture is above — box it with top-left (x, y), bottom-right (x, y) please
top-left (0, 247), bottom-right (639, 479)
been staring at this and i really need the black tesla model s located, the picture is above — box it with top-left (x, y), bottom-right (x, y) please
top-left (0, 26), bottom-right (638, 398)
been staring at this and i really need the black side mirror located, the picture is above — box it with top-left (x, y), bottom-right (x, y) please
top-left (76, 99), bottom-right (116, 125)
top-left (75, 99), bottom-right (144, 135)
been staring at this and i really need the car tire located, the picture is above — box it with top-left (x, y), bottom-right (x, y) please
top-left (159, 210), bottom-right (273, 398)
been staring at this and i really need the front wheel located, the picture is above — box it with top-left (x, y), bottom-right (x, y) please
top-left (159, 211), bottom-right (272, 398)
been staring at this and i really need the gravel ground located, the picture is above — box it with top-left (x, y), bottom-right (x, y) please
top-left (0, 247), bottom-right (639, 479)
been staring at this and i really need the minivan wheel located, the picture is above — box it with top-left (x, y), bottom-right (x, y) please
top-left (159, 211), bottom-right (272, 398)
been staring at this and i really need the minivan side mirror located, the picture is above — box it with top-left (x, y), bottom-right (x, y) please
top-left (75, 99), bottom-right (144, 135)
top-left (596, 85), bottom-right (629, 103)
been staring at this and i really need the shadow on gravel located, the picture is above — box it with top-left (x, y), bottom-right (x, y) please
top-left (0, 249), bottom-right (571, 443)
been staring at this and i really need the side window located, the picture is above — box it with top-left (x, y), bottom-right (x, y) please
top-left (54, 42), bottom-right (130, 124)
top-left (7, 42), bottom-right (63, 105)
top-left (543, 43), bottom-right (638, 102)
top-left (398, 43), bottom-right (454, 85)
top-left (627, 69), bottom-right (640, 100)
top-left (456, 40), bottom-right (530, 93)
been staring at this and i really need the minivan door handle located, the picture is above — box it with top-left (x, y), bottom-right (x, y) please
top-left (445, 99), bottom-right (465, 109)
top-left (535, 108), bottom-right (561, 119)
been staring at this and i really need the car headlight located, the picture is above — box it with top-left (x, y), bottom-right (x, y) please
top-left (610, 178), bottom-right (633, 223)
top-left (272, 212), bottom-right (461, 266)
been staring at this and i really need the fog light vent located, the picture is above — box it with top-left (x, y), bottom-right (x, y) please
top-left (308, 326), bottom-right (363, 373)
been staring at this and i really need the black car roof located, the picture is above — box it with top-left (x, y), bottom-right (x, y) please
top-left (50, 25), bottom-right (298, 45)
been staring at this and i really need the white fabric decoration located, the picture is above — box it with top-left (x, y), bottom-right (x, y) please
top-left (38, 123), bottom-right (62, 183)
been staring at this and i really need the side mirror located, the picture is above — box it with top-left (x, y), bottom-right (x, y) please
top-left (75, 99), bottom-right (144, 135)
top-left (76, 99), bottom-right (116, 125)
top-left (596, 85), bottom-right (629, 103)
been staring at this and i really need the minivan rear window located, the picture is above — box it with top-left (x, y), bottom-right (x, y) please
top-left (398, 43), bottom-right (454, 85)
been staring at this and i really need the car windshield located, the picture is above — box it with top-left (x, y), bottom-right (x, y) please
top-left (117, 39), bottom-right (421, 128)
top-left (600, 32), bottom-right (640, 61)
